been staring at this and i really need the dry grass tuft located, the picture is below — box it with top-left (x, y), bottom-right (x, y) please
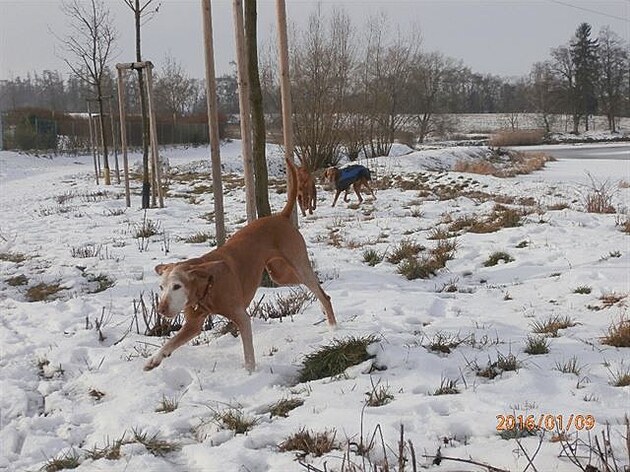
top-left (267, 398), bottom-right (304, 418)
top-left (278, 428), bottom-right (338, 458)
top-left (433, 377), bottom-right (460, 395)
top-left (213, 408), bottom-right (258, 434)
top-left (599, 292), bottom-right (627, 308)
top-left (0, 251), bottom-right (27, 263)
top-left (26, 281), bottom-right (65, 302)
top-left (454, 149), bottom-right (552, 178)
top-left (249, 287), bottom-right (315, 320)
top-left (582, 174), bottom-right (617, 214)
top-left (602, 315), bottom-right (630, 348)
top-left (524, 335), bottom-right (550, 355)
top-left (489, 129), bottom-right (546, 147)
top-left (484, 251), bottom-right (514, 267)
top-left (386, 239), bottom-right (424, 264)
top-left (531, 315), bottom-right (579, 337)
top-left (297, 336), bottom-right (378, 383)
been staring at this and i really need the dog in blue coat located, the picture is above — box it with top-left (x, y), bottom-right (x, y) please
top-left (324, 164), bottom-right (376, 207)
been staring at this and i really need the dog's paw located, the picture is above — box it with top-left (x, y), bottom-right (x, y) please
top-left (144, 355), bottom-right (163, 371)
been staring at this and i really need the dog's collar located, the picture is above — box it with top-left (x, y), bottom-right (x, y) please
top-left (191, 274), bottom-right (214, 312)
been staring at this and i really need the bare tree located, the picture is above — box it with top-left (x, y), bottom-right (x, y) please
top-left (359, 14), bottom-right (418, 157)
top-left (291, 7), bottom-right (354, 170)
top-left (529, 61), bottom-right (559, 133)
top-left (58, 0), bottom-right (117, 184)
top-left (550, 45), bottom-right (580, 133)
top-left (122, 0), bottom-right (160, 208)
top-left (154, 54), bottom-right (199, 126)
top-left (409, 51), bottom-right (457, 143)
top-left (597, 26), bottom-right (628, 133)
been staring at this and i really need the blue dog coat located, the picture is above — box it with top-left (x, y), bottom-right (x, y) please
top-left (336, 165), bottom-right (371, 191)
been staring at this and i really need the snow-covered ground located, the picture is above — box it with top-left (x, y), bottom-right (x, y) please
top-left (0, 142), bottom-right (628, 471)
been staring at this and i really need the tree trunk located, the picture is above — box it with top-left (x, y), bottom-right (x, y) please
top-left (232, 0), bottom-right (257, 223)
top-left (135, 0), bottom-right (151, 208)
top-left (245, 0), bottom-right (271, 217)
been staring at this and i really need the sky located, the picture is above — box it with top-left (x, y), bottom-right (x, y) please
top-left (0, 0), bottom-right (629, 82)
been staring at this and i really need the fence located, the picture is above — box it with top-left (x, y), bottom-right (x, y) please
top-left (0, 109), bottom-right (224, 153)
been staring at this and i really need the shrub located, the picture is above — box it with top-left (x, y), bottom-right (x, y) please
top-left (297, 336), bottom-right (378, 383)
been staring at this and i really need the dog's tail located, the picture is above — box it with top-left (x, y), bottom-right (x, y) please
top-left (280, 157), bottom-right (298, 218)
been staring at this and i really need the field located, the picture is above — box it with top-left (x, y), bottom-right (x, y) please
top-left (0, 141), bottom-right (628, 471)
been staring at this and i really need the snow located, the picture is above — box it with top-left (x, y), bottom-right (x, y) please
top-left (0, 142), bottom-right (628, 471)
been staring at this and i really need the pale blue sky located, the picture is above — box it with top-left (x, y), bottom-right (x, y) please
top-left (0, 0), bottom-right (628, 81)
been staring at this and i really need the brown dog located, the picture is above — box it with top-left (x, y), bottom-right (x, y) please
top-left (146, 158), bottom-right (336, 373)
top-left (296, 164), bottom-right (317, 216)
top-left (324, 164), bottom-right (376, 207)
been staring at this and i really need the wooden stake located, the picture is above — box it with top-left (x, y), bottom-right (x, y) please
top-left (116, 67), bottom-right (131, 207)
top-left (276, 0), bottom-right (298, 225)
top-left (145, 63), bottom-right (164, 208)
top-left (201, 0), bottom-right (226, 246)
top-left (86, 101), bottom-right (99, 185)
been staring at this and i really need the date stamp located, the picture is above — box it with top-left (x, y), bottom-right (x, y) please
top-left (496, 414), bottom-right (596, 432)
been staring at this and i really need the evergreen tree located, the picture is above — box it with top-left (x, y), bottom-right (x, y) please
top-left (570, 23), bottom-right (599, 131)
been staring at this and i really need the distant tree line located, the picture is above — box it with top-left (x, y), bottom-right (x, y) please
top-left (0, 64), bottom-right (235, 151)
top-left (259, 11), bottom-right (629, 169)
top-left (0, 10), bottom-right (627, 162)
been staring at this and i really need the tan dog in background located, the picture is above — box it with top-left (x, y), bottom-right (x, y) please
top-left (147, 158), bottom-right (337, 373)
top-left (296, 164), bottom-right (317, 216)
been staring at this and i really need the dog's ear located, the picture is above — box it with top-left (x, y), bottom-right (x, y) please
top-left (188, 261), bottom-right (227, 299)
top-left (155, 263), bottom-right (174, 275)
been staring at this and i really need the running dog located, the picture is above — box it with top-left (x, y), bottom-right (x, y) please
top-left (296, 164), bottom-right (317, 216)
top-left (323, 164), bottom-right (376, 207)
top-left (147, 158), bottom-right (336, 372)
